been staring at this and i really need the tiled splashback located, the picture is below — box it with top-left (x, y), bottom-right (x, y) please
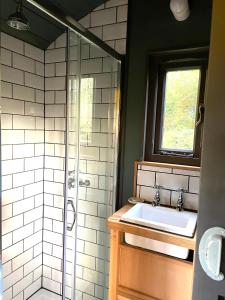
top-left (135, 162), bottom-right (200, 211)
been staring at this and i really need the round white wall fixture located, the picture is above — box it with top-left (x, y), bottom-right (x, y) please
top-left (170, 0), bottom-right (190, 21)
top-left (199, 227), bottom-right (225, 281)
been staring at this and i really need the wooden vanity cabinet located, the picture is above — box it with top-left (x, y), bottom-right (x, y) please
top-left (108, 206), bottom-right (195, 300)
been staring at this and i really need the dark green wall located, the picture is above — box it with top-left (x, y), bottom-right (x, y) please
top-left (119, 0), bottom-right (212, 206)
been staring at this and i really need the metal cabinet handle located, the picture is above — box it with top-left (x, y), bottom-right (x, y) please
top-left (67, 199), bottom-right (76, 231)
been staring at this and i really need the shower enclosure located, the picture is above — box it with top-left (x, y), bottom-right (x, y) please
top-left (1, 2), bottom-right (122, 299)
top-left (62, 30), bottom-right (121, 299)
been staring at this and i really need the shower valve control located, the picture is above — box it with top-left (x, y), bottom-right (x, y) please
top-left (79, 179), bottom-right (91, 187)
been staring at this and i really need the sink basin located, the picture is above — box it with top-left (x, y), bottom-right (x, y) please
top-left (121, 203), bottom-right (197, 237)
top-left (121, 203), bottom-right (197, 259)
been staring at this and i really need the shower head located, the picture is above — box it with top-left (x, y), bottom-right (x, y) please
top-left (7, 0), bottom-right (30, 31)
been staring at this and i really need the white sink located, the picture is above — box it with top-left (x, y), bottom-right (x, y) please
top-left (121, 203), bottom-right (197, 237)
top-left (121, 203), bottom-right (197, 259)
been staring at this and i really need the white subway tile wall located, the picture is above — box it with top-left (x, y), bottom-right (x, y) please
top-left (1, 32), bottom-right (44, 299)
top-left (136, 163), bottom-right (200, 211)
top-left (79, 0), bottom-right (128, 54)
top-left (1, 0), bottom-right (127, 299)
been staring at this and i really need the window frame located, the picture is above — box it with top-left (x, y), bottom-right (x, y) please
top-left (144, 48), bottom-right (208, 166)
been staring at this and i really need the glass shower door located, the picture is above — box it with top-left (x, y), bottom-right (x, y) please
top-left (64, 29), bottom-right (121, 300)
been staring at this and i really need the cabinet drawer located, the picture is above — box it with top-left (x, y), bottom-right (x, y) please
top-left (118, 245), bottom-right (193, 300)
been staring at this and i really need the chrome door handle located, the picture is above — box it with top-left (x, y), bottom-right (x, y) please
top-left (67, 199), bottom-right (76, 231)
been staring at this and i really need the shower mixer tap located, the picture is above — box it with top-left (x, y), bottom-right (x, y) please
top-left (68, 177), bottom-right (75, 189)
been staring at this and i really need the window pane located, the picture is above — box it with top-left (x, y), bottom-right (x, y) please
top-left (161, 69), bottom-right (200, 152)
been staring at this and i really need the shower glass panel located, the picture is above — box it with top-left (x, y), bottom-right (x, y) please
top-left (64, 29), bottom-right (121, 300)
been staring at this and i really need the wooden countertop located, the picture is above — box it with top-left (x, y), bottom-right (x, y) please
top-left (108, 204), bottom-right (196, 250)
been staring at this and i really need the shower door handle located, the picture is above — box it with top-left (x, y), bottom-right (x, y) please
top-left (67, 199), bottom-right (76, 231)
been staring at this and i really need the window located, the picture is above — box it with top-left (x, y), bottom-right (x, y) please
top-left (145, 49), bottom-right (208, 166)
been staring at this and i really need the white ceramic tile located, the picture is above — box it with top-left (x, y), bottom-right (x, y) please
top-left (3, 267), bottom-right (23, 291)
top-left (2, 175), bottom-right (13, 191)
top-left (25, 156), bottom-right (44, 171)
top-left (55, 32), bottom-right (67, 48)
top-left (36, 61), bottom-right (45, 76)
top-left (2, 204), bottom-right (13, 221)
top-left (91, 8), bottom-right (116, 27)
top-left (103, 22), bottom-right (127, 41)
top-left (2, 158), bottom-right (24, 175)
top-left (25, 43), bottom-right (44, 62)
top-left (156, 172), bottom-right (189, 190)
top-left (45, 77), bottom-right (66, 91)
top-left (13, 84), bottom-right (35, 102)
top-left (55, 90), bottom-right (67, 104)
top-left (89, 26), bottom-right (103, 39)
top-left (45, 130), bottom-right (65, 145)
top-left (117, 5), bottom-right (128, 22)
top-left (24, 231), bottom-right (42, 251)
top-left (13, 53), bottom-right (35, 73)
top-left (189, 176), bottom-right (200, 194)
top-left (43, 253), bottom-right (62, 270)
top-left (13, 144), bottom-right (34, 159)
top-left (13, 223), bottom-right (34, 244)
top-left (1, 114), bottom-right (13, 129)
top-left (137, 170), bottom-right (155, 187)
top-left (1, 32), bottom-right (24, 54)
top-left (24, 181), bottom-right (43, 198)
top-left (76, 278), bottom-right (95, 296)
top-left (42, 277), bottom-right (61, 295)
top-left (1, 97), bottom-right (24, 114)
top-left (83, 268), bottom-right (104, 286)
top-left (25, 130), bottom-right (44, 143)
top-left (25, 73), bottom-right (44, 90)
top-left (13, 115), bottom-right (36, 129)
top-left (24, 279), bottom-right (42, 299)
top-left (79, 14), bottom-right (91, 27)
top-left (13, 197), bottom-right (35, 215)
top-left (81, 58), bottom-right (102, 74)
top-left (24, 206), bottom-right (42, 225)
top-left (2, 187), bottom-right (24, 206)
top-left (12, 248), bottom-right (33, 271)
top-left (45, 48), bottom-right (66, 63)
top-left (24, 254), bottom-right (42, 276)
top-left (115, 39), bottom-right (126, 54)
top-left (2, 214), bottom-right (23, 235)
top-left (25, 102), bottom-right (43, 117)
top-left (55, 62), bottom-right (66, 76)
top-left (45, 104), bottom-right (65, 117)
top-left (36, 90), bottom-right (45, 104)
top-left (1, 81), bottom-right (13, 98)
top-left (13, 170), bottom-right (35, 187)
top-left (1, 48), bottom-right (12, 66)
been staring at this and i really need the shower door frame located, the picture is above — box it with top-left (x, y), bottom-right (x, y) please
top-left (62, 29), bottom-right (82, 300)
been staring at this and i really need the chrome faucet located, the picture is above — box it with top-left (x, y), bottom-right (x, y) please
top-left (176, 188), bottom-right (186, 211)
top-left (152, 185), bottom-right (161, 207)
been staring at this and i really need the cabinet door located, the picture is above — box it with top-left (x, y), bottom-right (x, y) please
top-left (118, 245), bottom-right (193, 300)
